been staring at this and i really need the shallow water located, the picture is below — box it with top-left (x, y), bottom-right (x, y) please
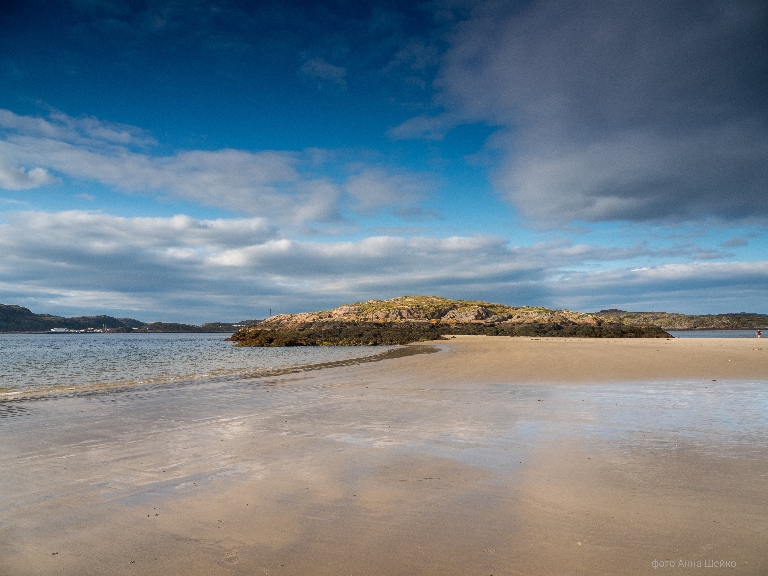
top-left (2, 344), bottom-right (767, 575)
top-left (669, 329), bottom-right (763, 338)
top-left (0, 333), bottom-right (393, 396)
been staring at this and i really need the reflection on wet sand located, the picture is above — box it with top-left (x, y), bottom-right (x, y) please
top-left (1, 336), bottom-right (767, 575)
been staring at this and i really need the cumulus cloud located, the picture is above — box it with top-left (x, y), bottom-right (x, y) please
top-left (430, 0), bottom-right (768, 223)
top-left (0, 157), bottom-right (56, 190)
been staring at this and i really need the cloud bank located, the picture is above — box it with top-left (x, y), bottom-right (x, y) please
top-left (423, 0), bottom-right (768, 223)
top-left (0, 209), bottom-right (764, 321)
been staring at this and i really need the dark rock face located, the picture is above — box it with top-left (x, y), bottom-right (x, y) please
top-left (228, 321), bottom-right (671, 347)
top-left (227, 322), bottom-right (446, 346)
top-left (442, 306), bottom-right (494, 321)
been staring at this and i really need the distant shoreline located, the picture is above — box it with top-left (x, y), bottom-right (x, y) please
top-left (3, 296), bottom-right (767, 335)
top-left (0, 329), bottom-right (238, 335)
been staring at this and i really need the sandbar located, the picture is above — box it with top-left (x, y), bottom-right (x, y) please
top-left (1, 336), bottom-right (766, 575)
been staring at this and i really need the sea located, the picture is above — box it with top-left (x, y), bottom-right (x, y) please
top-left (0, 332), bottom-right (392, 397)
top-left (667, 330), bottom-right (762, 338)
top-left (1, 330), bottom-right (762, 397)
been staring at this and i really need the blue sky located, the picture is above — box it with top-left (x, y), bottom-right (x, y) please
top-left (0, 0), bottom-right (766, 322)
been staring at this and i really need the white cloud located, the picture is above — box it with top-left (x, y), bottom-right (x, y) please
top-left (1, 209), bottom-right (764, 321)
top-left (0, 131), bottom-right (323, 221)
top-left (0, 157), bottom-right (57, 190)
top-left (0, 211), bottom-right (539, 319)
top-left (0, 109), bottom-right (339, 224)
top-left (1, 211), bottom-right (276, 253)
top-left (386, 114), bottom-right (460, 141)
top-left (0, 108), bottom-right (156, 148)
top-left (0, 109), bottom-right (442, 226)
top-left (344, 167), bottom-right (436, 215)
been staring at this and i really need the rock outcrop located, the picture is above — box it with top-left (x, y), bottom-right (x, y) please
top-left (258, 296), bottom-right (603, 327)
top-left (230, 296), bottom-right (671, 346)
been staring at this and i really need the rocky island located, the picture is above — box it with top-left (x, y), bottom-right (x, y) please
top-left (228, 296), bottom-right (670, 346)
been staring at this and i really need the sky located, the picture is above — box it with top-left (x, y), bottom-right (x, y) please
top-left (0, 0), bottom-right (766, 323)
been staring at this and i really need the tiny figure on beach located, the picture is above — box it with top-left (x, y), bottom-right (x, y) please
top-left (757, 329), bottom-right (762, 338)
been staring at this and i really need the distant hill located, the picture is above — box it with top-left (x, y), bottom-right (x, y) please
top-left (229, 296), bottom-right (670, 346)
top-left (595, 310), bottom-right (768, 330)
top-left (0, 303), bottom-right (258, 333)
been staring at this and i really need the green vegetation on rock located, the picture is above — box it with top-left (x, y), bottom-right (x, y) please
top-left (229, 296), bottom-right (671, 346)
top-left (261, 295), bottom-right (601, 326)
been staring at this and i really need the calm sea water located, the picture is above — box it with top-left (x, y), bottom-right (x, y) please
top-left (0, 333), bottom-right (391, 396)
top-left (3, 330), bottom-right (761, 397)
top-left (668, 330), bottom-right (763, 338)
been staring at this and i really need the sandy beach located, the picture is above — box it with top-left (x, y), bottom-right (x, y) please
top-left (1, 336), bottom-right (767, 575)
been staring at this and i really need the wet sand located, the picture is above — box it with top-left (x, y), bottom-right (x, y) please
top-left (1, 336), bottom-right (767, 575)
